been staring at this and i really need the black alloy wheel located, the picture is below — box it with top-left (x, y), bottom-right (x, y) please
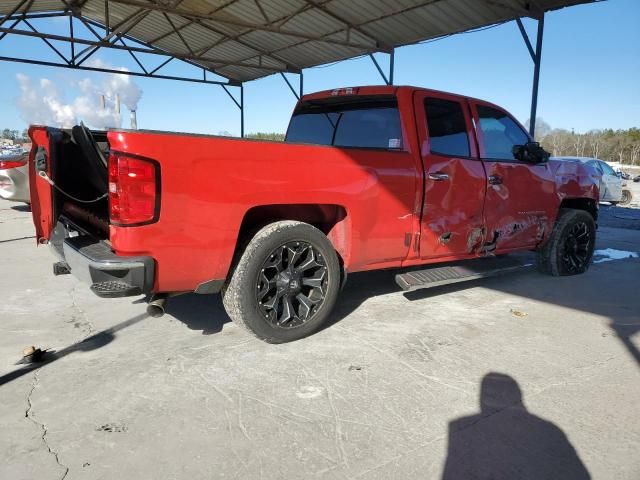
top-left (257, 242), bottom-right (328, 328)
top-left (222, 220), bottom-right (341, 343)
top-left (560, 221), bottom-right (592, 274)
top-left (536, 208), bottom-right (596, 276)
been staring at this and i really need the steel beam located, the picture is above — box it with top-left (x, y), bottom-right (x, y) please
top-left (69, 14), bottom-right (75, 64)
top-left (299, 71), bottom-right (303, 98)
top-left (105, 0), bottom-right (378, 50)
top-left (241, 84), bottom-right (245, 138)
top-left (0, 0), bottom-right (29, 27)
top-left (529, 14), bottom-right (544, 138)
top-left (515, 17), bottom-right (535, 61)
top-left (0, 26), bottom-right (287, 73)
top-left (1, 11), bottom-right (69, 21)
top-left (302, 0), bottom-right (387, 49)
top-left (280, 72), bottom-right (300, 100)
top-left (369, 52), bottom-right (396, 85)
top-left (22, 19), bottom-right (70, 65)
top-left (0, 54), bottom-right (234, 86)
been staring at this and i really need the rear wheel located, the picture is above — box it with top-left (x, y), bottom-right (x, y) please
top-left (536, 209), bottom-right (596, 276)
top-left (619, 189), bottom-right (632, 206)
top-left (222, 221), bottom-right (340, 343)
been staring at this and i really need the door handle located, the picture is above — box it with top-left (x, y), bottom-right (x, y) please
top-left (488, 174), bottom-right (503, 185)
top-left (428, 172), bottom-right (449, 181)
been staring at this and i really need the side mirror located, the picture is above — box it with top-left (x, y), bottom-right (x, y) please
top-left (512, 142), bottom-right (550, 164)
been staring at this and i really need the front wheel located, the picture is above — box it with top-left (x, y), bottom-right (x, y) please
top-left (619, 189), bottom-right (632, 206)
top-left (536, 208), bottom-right (596, 276)
top-left (222, 221), bottom-right (341, 343)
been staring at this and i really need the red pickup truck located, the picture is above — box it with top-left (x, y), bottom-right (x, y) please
top-left (28, 86), bottom-right (600, 343)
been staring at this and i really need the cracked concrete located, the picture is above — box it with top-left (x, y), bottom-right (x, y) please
top-left (25, 371), bottom-right (69, 480)
top-left (1, 198), bottom-right (639, 480)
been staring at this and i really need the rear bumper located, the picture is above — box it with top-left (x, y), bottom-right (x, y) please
top-left (57, 235), bottom-right (155, 298)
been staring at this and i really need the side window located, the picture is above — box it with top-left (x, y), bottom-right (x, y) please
top-left (333, 108), bottom-right (402, 149)
top-left (424, 98), bottom-right (470, 157)
top-left (598, 161), bottom-right (616, 176)
top-left (588, 160), bottom-right (603, 173)
top-left (477, 105), bottom-right (529, 160)
top-left (286, 97), bottom-right (403, 150)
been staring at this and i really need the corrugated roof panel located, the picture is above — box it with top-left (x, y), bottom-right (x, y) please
top-left (125, 12), bottom-right (190, 42)
top-left (239, 29), bottom-right (303, 52)
top-left (179, 23), bottom-right (225, 52)
top-left (0, 0), bottom-right (598, 82)
top-left (0, 0), bottom-right (63, 14)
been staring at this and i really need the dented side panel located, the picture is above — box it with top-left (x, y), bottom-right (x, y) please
top-left (411, 90), bottom-right (488, 260)
top-left (482, 161), bottom-right (556, 251)
top-left (551, 159), bottom-right (601, 207)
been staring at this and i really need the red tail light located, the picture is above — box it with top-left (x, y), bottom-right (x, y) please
top-left (108, 152), bottom-right (159, 226)
top-left (0, 158), bottom-right (27, 170)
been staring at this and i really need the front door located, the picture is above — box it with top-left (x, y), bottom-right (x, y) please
top-left (470, 101), bottom-right (556, 251)
top-left (592, 160), bottom-right (622, 202)
top-left (414, 92), bottom-right (487, 259)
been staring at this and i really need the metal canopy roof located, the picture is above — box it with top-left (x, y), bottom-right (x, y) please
top-left (0, 0), bottom-right (596, 84)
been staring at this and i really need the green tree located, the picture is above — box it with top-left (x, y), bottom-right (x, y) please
top-left (246, 132), bottom-right (285, 141)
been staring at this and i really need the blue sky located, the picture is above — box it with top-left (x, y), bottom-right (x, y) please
top-left (0, 0), bottom-right (638, 136)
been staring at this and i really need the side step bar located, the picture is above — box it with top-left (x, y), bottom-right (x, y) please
top-left (395, 256), bottom-right (534, 292)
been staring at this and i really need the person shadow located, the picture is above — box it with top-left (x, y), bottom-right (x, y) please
top-left (442, 372), bottom-right (591, 480)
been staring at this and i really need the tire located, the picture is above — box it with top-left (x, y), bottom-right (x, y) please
top-left (536, 209), bottom-right (596, 276)
top-left (222, 221), bottom-right (341, 343)
top-left (619, 189), bottom-right (632, 206)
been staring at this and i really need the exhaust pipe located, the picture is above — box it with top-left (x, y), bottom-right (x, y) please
top-left (147, 294), bottom-right (168, 317)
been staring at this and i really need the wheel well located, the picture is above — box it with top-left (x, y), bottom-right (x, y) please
top-left (559, 198), bottom-right (598, 221)
top-left (235, 204), bottom-right (350, 267)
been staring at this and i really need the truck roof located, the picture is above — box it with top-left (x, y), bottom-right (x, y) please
top-left (300, 85), bottom-right (492, 106)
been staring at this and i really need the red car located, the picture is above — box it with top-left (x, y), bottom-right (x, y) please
top-left (28, 86), bottom-right (600, 343)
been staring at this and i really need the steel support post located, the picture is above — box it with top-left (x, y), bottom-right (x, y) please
top-left (529, 14), bottom-right (544, 138)
top-left (299, 71), bottom-right (304, 98)
top-left (369, 50), bottom-right (395, 85)
top-left (240, 84), bottom-right (245, 138)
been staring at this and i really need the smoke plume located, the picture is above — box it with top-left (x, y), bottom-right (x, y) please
top-left (16, 60), bottom-right (142, 129)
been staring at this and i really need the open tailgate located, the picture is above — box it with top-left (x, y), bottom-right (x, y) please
top-left (28, 126), bottom-right (60, 244)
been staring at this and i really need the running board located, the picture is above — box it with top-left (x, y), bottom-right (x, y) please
top-left (395, 256), bottom-right (534, 292)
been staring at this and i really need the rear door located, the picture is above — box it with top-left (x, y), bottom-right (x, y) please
top-left (28, 127), bottom-right (57, 243)
top-left (471, 101), bottom-right (556, 251)
top-left (414, 91), bottom-right (487, 259)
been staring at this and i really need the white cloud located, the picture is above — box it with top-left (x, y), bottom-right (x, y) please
top-left (15, 62), bottom-right (143, 129)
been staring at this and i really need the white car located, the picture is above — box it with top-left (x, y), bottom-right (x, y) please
top-left (0, 151), bottom-right (30, 203)
top-left (554, 156), bottom-right (623, 204)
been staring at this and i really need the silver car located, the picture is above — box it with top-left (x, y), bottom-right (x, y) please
top-left (554, 156), bottom-right (623, 204)
top-left (0, 151), bottom-right (30, 203)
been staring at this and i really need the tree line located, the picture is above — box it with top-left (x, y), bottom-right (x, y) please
top-left (532, 120), bottom-right (640, 165)
top-left (1, 128), bottom-right (29, 143)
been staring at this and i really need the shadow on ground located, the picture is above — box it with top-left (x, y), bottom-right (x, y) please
top-left (151, 250), bottom-right (640, 366)
top-left (2, 231), bottom-right (637, 389)
top-left (10, 204), bottom-right (31, 213)
top-left (442, 372), bottom-right (591, 479)
top-left (328, 255), bottom-right (640, 366)
top-left (0, 313), bottom-right (148, 387)
top-left (166, 293), bottom-right (230, 335)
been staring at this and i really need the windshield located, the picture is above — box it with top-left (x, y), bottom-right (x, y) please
top-left (285, 96), bottom-right (403, 150)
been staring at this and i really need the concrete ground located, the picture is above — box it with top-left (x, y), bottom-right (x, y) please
top-left (1, 198), bottom-right (639, 480)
